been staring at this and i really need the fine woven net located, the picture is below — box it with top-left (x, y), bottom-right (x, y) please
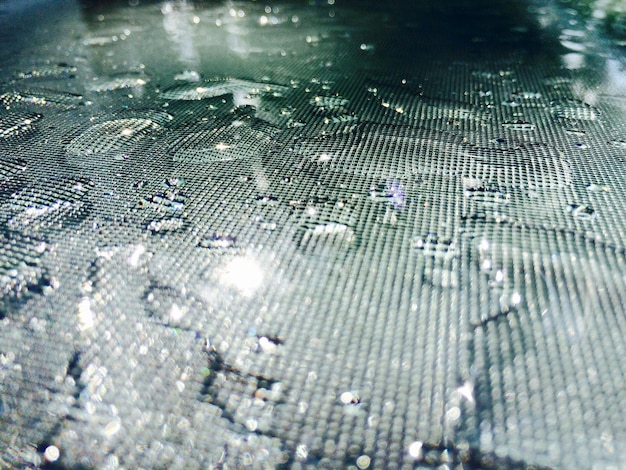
top-left (1, 0), bottom-right (626, 468)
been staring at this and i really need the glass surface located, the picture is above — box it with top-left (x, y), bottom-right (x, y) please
top-left (1, 0), bottom-right (625, 468)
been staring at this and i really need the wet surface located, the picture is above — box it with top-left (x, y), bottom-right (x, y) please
top-left (1, 0), bottom-right (626, 468)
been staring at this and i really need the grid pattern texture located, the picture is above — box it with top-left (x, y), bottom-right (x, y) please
top-left (1, 0), bottom-right (626, 468)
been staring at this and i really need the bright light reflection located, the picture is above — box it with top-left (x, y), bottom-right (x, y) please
top-left (127, 244), bottom-right (145, 267)
top-left (457, 381), bottom-right (475, 404)
top-left (562, 52), bottom-right (585, 70)
top-left (78, 297), bottom-right (95, 331)
top-left (221, 255), bottom-right (264, 295)
top-left (408, 441), bottom-right (423, 460)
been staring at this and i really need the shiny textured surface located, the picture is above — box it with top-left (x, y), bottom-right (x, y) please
top-left (1, 0), bottom-right (626, 468)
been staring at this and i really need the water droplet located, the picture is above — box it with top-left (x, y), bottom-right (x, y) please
top-left (403, 102), bottom-right (484, 122)
top-left (297, 222), bottom-right (356, 255)
top-left (322, 113), bottom-right (358, 124)
top-left (340, 390), bottom-right (360, 404)
top-left (461, 142), bottom-right (571, 189)
top-left (43, 445), bottom-right (60, 463)
top-left (498, 290), bottom-right (522, 313)
top-left (562, 52), bottom-right (585, 70)
top-left (549, 99), bottom-right (600, 120)
top-left (163, 177), bottom-right (185, 189)
top-left (0, 112), bottom-right (42, 139)
top-left (565, 127), bottom-right (586, 136)
top-left (464, 185), bottom-right (511, 207)
top-left (87, 72), bottom-right (150, 92)
top-left (340, 393), bottom-right (364, 416)
top-left (16, 63), bottom-right (77, 80)
top-left (257, 335), bottom-right (281, 354)
top-left (254, 211), bottom-right (279, 231)
top-left (137, 179), bottom-right (188, 233)
top-left (219, 255), bottom-right (264, 295)
top-left (471, 69), bottom-right (514, 79)
top-left (309, 95), bottom-right (349, 109)
top-left (502, 99), bottom-right (521, 107)
top-left (559, 29), bottom-right (587, 52)
top-left (138, 192), bottom-right (186, 215)
top-left (4, 178), bottom-right (93, 234)
top-left (414, 233), bottom-right (460, 288)
top-left (470, 233), bottom-right (511, 288)
top-left (145, 285), bottom-right (194, 327)
top-left (511, 91), bottom-right (542, 100)
top-left (0, 89), bottom-right (83, 110)
top-left (585, 183), bottom-right (610, 193)
top-left (169, 114), bottom-right (278, 163)
top-left (0, 233), bottom-right (51, 312)
top-left (412, 234), bottom-right (457, 261)
top-left (66, 117), bottom-right (162, 156)
top-left (542, 76), bottom-right (572, 87)
top-left (288, 123), bottom-right (571, 188)
top-left (356, 455), bottom-right (371, 469)
top-left (290, 123), bottom-right (444, 178)
top-left (286, 118), bottom-right (306, 128)
top-left (161, 78), bottom-right (289, 101)
top-left (138, 178), bottom-right (188, 216)
top-left (0, 157), bottom-right (27, 180)
top-left (308, 94), bottom-right (356, 124)
top-left (567, 203), bottom-right (596, 220)
top-left (174, 70), bottom-right (201, 82)
top-left (82, 36), bottom-right (118, 46)
top-left (197, 234), bottom-right (237, 249)
top-left (254, 194), bottom-right (279, 206)
top-left (502, 120), bottom-right (536, 131)
top-left (369, 180), bottom-right (407, 210)
top-left (146, 217), bottom-right (186, 233)
top-left (424, 263), bottom-right (460, 289)
top-left (407, 441), bottom-right (423, 460)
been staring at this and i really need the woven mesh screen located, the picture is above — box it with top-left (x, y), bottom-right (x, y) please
top-left (1, 0), bottom-right (626, 468)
